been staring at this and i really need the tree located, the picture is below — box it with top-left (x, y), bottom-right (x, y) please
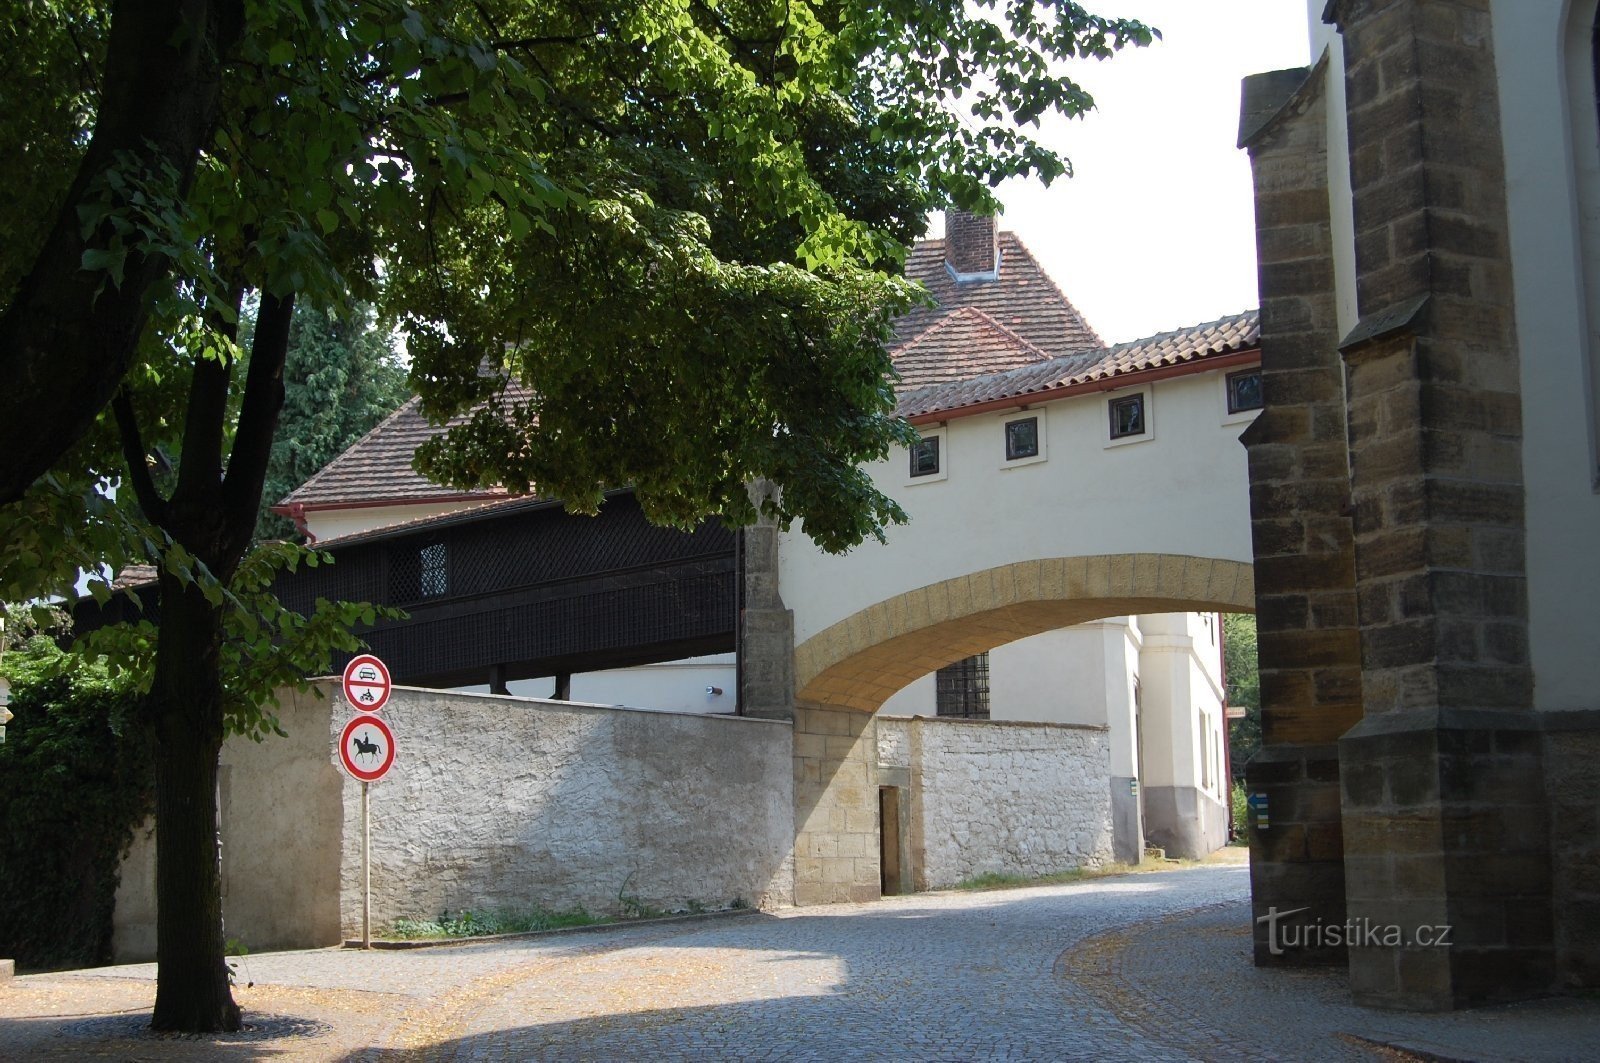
top-left (253, 303), bottom-right (410, 540)
top-left (1223, 612), bottom-right (1260, 779)
top-left (0, 0), bottom-right (1156, 1033)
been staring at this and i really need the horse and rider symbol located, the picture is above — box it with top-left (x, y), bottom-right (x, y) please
top-left (352, 730), bottom-right (382, 762)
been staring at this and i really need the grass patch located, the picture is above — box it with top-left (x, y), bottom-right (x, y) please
top-left (389, 906), bottom-right (610, 940)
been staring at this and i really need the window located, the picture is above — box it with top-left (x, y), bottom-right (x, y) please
top-left (420, 543), bottom-right (448, 597)
top-left (1226, 368), bottom-right (1264, 413)
top-left (936, 653), bottom-right (990, 719)
top-left (1004, 416), bottom-right (1040, 460)
top-left (1109, 394), bottom-right (1146, 439)
top-left (910, 435), bottom-right (940, 477)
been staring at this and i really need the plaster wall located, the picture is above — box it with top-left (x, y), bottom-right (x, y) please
top-left (1491, 0), bottom-right (1600, 713)
top-left (778, 370), bottom-right (1256, 647)
top-left (339, 687), bottom-right (794, 935)
top-left (303, 501), bottom-right (491, 544)
top-left (114, 686), bottom-right (345, 961)
top-left (988, 628), bottom-right (1110, 727)
top-left (462, 653), bottom-right (739, 715)
top-left (877, 716), bottom-right (1113, 888)
top-left (1131, 613), bottom-right (1228, 858)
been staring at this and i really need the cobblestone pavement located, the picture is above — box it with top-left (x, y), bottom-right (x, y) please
top-left (3, 861), bottom-right (1598, 1061)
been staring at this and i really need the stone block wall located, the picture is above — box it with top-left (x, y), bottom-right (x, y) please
top-left (1329, 0), bottom-right (1550, 1008)
top-left (1239, 60), bottom-right (1363, 967)
top-left (1542, 724), bottom-right (1600, 990)
top-left (792, 704), bottom-right (880, 905)
top-left (877, 716), bottom-right (1113, 889)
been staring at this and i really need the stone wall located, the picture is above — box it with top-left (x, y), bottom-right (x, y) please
top-left (792, 704), bottom-right (880, 905)
top-left (1543, 724), bottom-right (1600, 990)
top-left (116, 685), bottom-right (794, 957)
top-left (1238, 59), bottom-right (1362, 967)
top-left (878, 716), bottom-right (1113, 889)
top-left (344, 689), bottom-right (793, 936)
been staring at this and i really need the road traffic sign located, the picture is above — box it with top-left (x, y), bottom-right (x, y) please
top-left (339, 714), bottom-right (396, 783)
top-left (341, 654), bottom-right (392, 713)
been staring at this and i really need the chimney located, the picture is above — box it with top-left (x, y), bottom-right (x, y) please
top-left (944, 210), bottom-right (1000, 280)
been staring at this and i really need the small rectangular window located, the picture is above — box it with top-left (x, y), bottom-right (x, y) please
top-left (1226, 369), bottom-right (1264, 413)
top-left (420, 543), bottom-right (448, 597)
top-left (910, 435), bottom-right (941, 477)
top-left (1109, 394), bottom-right (1146, 439)
top-left (936, 653), bottom-right (990, 719)
top-left (1004, 416), bottom-right (1040, 460)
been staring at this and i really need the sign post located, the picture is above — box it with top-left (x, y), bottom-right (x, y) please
top-left (339, 655), bottom-right (397, 949)
top-left (362, 781), bottom-right (371, 949)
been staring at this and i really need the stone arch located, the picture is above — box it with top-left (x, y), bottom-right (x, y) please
top-left (793, 553), bottom-right (1254, 713)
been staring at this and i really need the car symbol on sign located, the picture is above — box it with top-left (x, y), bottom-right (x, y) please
top-left (356, 666), bottom-right (380, 682)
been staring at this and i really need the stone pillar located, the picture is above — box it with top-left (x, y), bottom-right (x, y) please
top-left (1330, 0), bottom-right (1552, 1008)
top-left (791, 703), bottom-right (880, 905)
top-left (1238, 63), bottom-right (1365, 967)
top-left (739, 482), bottom-right (794, 722)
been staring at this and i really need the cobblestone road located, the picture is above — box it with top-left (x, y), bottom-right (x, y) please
top-left (3, 861), bottom-right (1597, 1061)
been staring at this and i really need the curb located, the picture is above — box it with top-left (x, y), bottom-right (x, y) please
top-left (342, 906), bottom-right (761, 950)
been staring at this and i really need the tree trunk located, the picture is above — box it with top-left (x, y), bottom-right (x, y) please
top-left (0, 0), bottom-right (244, 505)
top-left (148, 572), bottom-right (240, 1033)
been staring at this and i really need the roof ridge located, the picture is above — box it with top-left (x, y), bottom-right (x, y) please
top-left (998, 232), bottom-right (1106, 350)
top-left (960, 307), bottom-right (1055, 364)
top-left (894, 305), bottom-right (1052, 365)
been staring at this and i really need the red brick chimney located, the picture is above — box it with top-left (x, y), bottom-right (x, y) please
top-left (945, 210), bottom-right (1000, 278)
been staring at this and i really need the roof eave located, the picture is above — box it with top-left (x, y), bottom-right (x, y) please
top-left (905, 347), bottom-right (1261, 426)
top-left (269, 491), bottom-right (508, 517)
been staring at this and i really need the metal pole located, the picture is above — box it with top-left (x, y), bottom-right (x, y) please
top-left (362, 780), bottom-right (371, 949)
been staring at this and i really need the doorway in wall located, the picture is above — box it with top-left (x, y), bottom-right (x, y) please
top-left (879, 786), bottom-right (902, 895)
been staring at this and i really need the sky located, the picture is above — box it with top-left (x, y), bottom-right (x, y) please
top-left (939, 1), bottom-right (1313, 344)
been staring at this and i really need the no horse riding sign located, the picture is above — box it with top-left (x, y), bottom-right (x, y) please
top-left (339, 713), bottom-right (396, 783)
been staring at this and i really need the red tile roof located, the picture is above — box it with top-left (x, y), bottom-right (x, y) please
top-left (279, 391), bottom-right (521, 510)
top-left (890, 232), bottom-right (1103, 390)
top-left (281, 228), bottom-right (1104, 509)
top-left (897, 310), bottom-right (1260, 420)
top-left (892, 307), bottom-right (1058, 388)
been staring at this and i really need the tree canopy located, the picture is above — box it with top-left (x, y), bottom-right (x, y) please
top-left (0, 0), bottom-right (1156, 1032)
top-left (252, 302), bottom-right (410, 540)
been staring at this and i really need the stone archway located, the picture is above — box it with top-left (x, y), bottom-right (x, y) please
top-left (794, 553), bottom-right (1255, 713)
top-left (786, 552), bottom-right (1254, 906)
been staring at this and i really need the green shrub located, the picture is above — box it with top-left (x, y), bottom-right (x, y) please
top-left (1231, 781), bottom-right (1250, 843)
top-left (389, 906), bottom-right (607, 940)
top-left (0, 639), bottom-right (153, 969)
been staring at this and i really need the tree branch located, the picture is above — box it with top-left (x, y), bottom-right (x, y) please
top-left (222, 290), bottom-right (295, 549)
top-left (0, 0), bottom-right (245, 506)
top-left (112, 389), bottom-right (170, 526)
top-left (172, 284), bottom-right (243, 507)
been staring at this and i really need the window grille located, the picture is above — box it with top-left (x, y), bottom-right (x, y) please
top-left (936, 653), bottom-right (991, 719)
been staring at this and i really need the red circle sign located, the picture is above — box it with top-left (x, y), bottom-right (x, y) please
top-left (339, 714), bottom-right (396, 782)
top-left (341, 654), bottom-right (392, 714)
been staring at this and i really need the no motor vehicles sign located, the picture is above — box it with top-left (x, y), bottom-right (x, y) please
top-left (342, 654), bottom-right (392, 713)
top-left (339, 714), bottom-right (396, 783)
